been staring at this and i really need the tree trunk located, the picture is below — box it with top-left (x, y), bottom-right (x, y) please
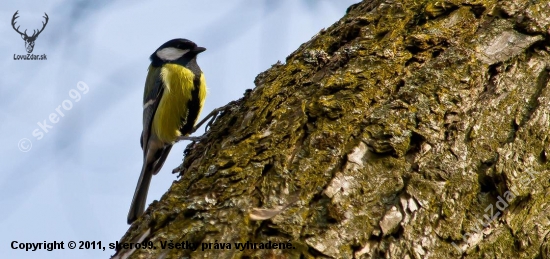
top-left (113, 0), bottom-right (550, 258)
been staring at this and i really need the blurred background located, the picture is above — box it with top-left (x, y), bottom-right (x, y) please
top-left (0, 0), bottom-right (358, 258)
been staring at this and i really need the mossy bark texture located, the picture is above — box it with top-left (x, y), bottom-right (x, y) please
top-left (114, 0), bottom-right (550, 258)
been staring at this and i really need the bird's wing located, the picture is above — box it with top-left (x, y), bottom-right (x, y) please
top-left (141, 66), bottom-right (164, 152)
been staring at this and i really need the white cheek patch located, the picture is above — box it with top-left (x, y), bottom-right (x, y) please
top-left (156, 47), bottom-right (189, 61)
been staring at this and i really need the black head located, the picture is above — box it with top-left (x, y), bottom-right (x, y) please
top-left (150, 38), bottom-right (206, 67)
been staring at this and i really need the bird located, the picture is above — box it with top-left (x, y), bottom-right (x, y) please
top-left (127, 38), bottom-right (207, 224)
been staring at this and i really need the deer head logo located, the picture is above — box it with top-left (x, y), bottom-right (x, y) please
top-left (11, 11), bottom-right (49, 53)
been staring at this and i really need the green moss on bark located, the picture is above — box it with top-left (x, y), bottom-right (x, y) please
top-left (115, 0), bottom-right (550, 258)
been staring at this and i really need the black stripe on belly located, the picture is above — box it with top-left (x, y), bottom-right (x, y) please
top-left (180, 74), bottom-right (201, 135)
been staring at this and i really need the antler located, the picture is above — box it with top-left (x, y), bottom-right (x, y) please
top-left (11, 10), bottom-right (26, 37)
top-left (31, 13), bottom-right (49, 38)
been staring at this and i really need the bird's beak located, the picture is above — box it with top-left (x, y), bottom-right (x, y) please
top-left (192, 46), bottom-right (206, 53)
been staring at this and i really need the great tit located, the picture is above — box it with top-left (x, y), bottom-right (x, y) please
top-left (127, 39), bottom-right (207, 224)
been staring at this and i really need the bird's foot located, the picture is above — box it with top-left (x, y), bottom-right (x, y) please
top-left (177, 135), bottom-right (204, 142)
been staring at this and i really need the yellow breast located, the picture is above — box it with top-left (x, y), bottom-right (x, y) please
top-left (152, 63), bottom-right (207, 143)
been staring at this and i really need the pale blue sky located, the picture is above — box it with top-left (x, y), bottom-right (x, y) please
top-left (0, 1), bottom-right (358, 258)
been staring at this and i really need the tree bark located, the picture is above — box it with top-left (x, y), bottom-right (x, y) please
top-left (113, 0), bottom-right (550, 258)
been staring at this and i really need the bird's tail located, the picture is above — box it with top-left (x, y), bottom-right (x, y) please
top-left (127, 145), bottom-right (172, 224)
top-left (127, 162), bottom-right (153, 224)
